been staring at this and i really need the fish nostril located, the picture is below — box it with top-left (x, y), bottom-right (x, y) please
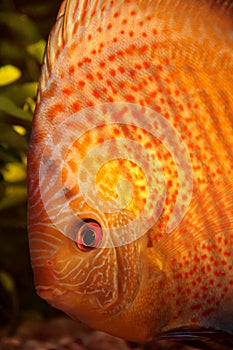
top-left (46, 259), bottom-right (53, 267)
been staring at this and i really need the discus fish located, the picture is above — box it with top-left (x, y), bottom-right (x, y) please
top-left (27, 0), bottom-right (233, 345)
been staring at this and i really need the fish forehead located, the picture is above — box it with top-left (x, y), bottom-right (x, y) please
top-left (37, 0), bottom-right (233, 112)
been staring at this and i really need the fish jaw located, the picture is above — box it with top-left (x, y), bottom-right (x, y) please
top-left (35, 284), bottom-right (114, 324)
top-left (32, 260), bottom-right (120, 325)
top-left (35, 283), bottom-right (160, 343)
top-left (28, 213), bottom-right (145, 323)
top-left (28, 216), bottom-right (169, 341)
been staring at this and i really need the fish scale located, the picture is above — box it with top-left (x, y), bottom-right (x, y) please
top-left (28, 0), bottom-right (233, 345)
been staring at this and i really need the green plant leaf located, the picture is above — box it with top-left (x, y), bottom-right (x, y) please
top-left (0, 12), bottom-right (41, 45)
top-left (2, 162), bottom-right (26, 183)
top-left (0, 96), bottom-right (32, 121)
top-left (0, 145), bottom-right (21, 163)
top-left (0, 270), bottom-right (15, 293)
top-left (0, 40), bottom-right (25, 65)
top-left (0, 65), bottom-right (22, 86)
top-left (0, 123), bottom-right (28, 150)
top-left (0, 183), bottom-right (27, 210)
top-left (1, 82), bottom-right (38, 106)
top-left (27, 39), bottom-right (46, 64)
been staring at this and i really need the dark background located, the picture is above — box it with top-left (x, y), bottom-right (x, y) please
top-left (0, 0), bottom-right (62, 336)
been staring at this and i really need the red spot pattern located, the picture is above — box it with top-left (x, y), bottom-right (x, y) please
top-left (78, 81), bottom-right (85, 89)
top-left (32, 0), bottom-right (233, 336)
top-left (69, 65), bottom-right (75, 75)
top-left (72, 102), bottom-right (80, 112)
top-left (47, 104), bottom-right (64, 120)
top-left (62, 87), bottom-right (73, 96)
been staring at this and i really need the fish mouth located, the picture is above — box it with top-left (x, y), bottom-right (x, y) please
top-left (36, 285), bottom-right (65, 300)
top-left (36, 285), bottom-right (101, 320)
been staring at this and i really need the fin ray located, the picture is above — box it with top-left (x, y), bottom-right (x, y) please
top-left (157, 326), bottom-right (233, 349)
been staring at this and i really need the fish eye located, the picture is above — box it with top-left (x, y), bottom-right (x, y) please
top-left (75, 220), bottom-right (102, 252)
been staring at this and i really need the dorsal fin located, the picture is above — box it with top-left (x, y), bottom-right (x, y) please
top-left (39, 0), bottom-right (121, 101)
top-left (209, 0), bottom-right (233, 13)
top-left (38, 0), bottom-right (233, 103)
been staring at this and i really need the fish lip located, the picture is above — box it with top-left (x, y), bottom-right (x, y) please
top-left (36, 285), bottom-right (64, 299)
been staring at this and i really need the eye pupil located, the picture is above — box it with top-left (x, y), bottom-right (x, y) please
top-left (82, 228), bottom-right (95, 246)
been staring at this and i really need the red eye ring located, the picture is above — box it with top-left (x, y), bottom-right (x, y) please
top-left (75, 220), bottom-right (102, 252)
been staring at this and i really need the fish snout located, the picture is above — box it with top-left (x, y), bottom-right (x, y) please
top-left (36, 286), bottom-right (55, 300)
top-left (33, 260), bottom-right (58, 299)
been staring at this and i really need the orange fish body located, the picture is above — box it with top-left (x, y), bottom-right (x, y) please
top-left (28, 0), bottom-right (233, 343)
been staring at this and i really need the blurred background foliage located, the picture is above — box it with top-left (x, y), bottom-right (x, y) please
top-left (0, 0), bottom-right (62, 337)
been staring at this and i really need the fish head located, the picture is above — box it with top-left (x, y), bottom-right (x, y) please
top-left (28, 152), bottom-right (147, 324)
